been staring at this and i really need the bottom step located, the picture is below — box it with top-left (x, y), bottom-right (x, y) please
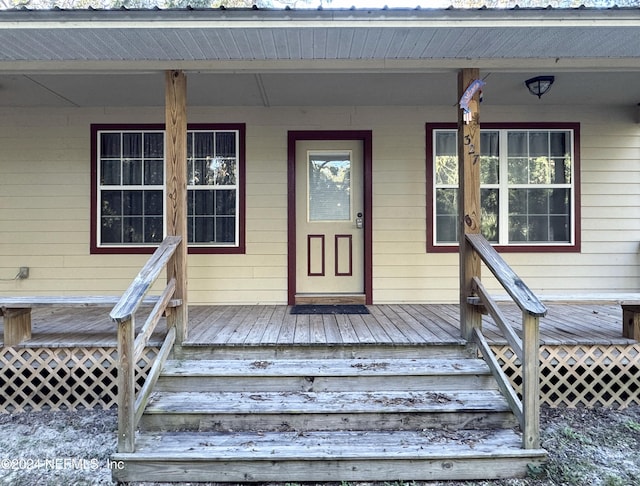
top-left (112, 429), bottom-right (546, 483)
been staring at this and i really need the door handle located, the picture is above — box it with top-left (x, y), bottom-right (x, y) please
top-left (356, 212), bottom-right (363, 229)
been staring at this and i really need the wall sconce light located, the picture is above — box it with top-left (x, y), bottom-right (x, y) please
top-left (525, 76), bottom-right (555, 99)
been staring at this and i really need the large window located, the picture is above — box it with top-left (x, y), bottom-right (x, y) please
top-left (91, 124), bottom-right (245, 254)
top-left (427, 123), bottom-right (580, 252)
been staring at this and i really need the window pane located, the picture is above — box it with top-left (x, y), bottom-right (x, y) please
top-left (101, 160), bottom-right (120, 185)
top-left (212, 158), bottom-right (236, 186)
top-left (550, 132), bottom-right (569, 157)
top-left (216, 132), bottom-right (237, 158)
top-left (308, 152), bottom-right (351, 221)
top-left (144, 217), bottom-right (163, 243)
top-left (550, 188), bottom-right (570, 215)
top-left (508, 215), bottom-right (528, 242)
top-left (480, 132), bottom-right (499, 184)
top-left (123, 191), bottom-right (143, 216)
top-left (216, 190), bottom-right (236, 215)
top-left (144, 191), bottom-right (163, 216)
top-left (122, 159), bottom-right (142, 185)
top-left (436, 215), bottom-right (458, 243)
top-left (216, 217), bottom-right (236, 243)
top-left (193, 190), bottom-right (214, 216)
top-left (194, 132), bottom-right (214, 158)
top-left (507, 132), bottom-right (527, 157)
top-left (100, 133), bottom-right (120, 158)
top-left (123, 133), bottom-right (142, 158)
top-left (481, 155), bottom-right (499, 185)
top-left (550, 215), bottom-right (569, 241)
top-left (529, 132), bottom-right (549, 157)
top-left (144, 133), bottom-right (164, 158)
top-left (550, 157), bottom-right (571, 184)
top-left (192, 158), bottom-right (208, 186)
top-left (101, 217), bottom-right (122, 244)
top-left (190, 216), bottom-right (214, 243)
top-left (101, 191), bottom-right (122, 217)
top-left (481, 188), bottom-right (499, 242)
top-left (436, 155), bottom-right (458, 186)
top-left (529, 157), bottom-right (551, 185)
top-left (144, 160), bottom-right (163, 185)
top-left (122, 217), bottom-right (143, 243)
top-left (435, 188), bottom-right (458, 243)
top-left (508, 158), bottom-right (528, 184)
top-left (528, 188), bottom-right (550, 214)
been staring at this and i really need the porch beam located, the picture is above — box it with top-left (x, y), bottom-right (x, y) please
top-left (165, 70), bottom-right (189, 343)
top-left (458, 68), bottom-right (482, 341)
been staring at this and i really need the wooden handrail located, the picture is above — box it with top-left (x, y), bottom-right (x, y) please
top-left (110, 235), bottom-right (182, 324)
top-left (465, 233), bottom-right (547, 318)
top-left (464, 233), bottom-right (546, 450)
top-left (111, 236), bottom-right (182, 453)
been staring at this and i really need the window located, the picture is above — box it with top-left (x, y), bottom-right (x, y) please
top-left (427, 123), bottom-right (580, 252)
top-left (91, 124), bottom-right (245, 254)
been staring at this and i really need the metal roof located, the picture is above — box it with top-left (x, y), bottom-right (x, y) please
top-left (0, 8), bottom-right (639, 71)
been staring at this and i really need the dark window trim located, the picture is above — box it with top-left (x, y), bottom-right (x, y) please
top-left (90, 123), bottom-right (246, 255)
top-left (426, 122), bottom-right (581, 254)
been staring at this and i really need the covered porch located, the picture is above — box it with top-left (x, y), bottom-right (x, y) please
top-left (0, 301), bottom-right (636, 349)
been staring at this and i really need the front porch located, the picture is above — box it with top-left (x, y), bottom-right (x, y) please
top-left (1, 301), bottom-right (634, 349)
top-left (1, 302), bottom-right (638, 414)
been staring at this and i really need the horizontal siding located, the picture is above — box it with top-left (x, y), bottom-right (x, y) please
top-left (1, 104), bottom-right (638, 304)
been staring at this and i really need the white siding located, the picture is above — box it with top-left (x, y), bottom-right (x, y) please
top-left (0, 104), bottom-right (638, 304)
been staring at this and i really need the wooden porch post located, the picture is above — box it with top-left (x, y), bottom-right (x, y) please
top-left (165, 70), bottom-right (188, 344)
top-left (458, 68), bottom-right (482, 341)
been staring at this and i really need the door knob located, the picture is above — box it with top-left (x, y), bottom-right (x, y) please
top-left (356, 212), bottom-right (363, 229)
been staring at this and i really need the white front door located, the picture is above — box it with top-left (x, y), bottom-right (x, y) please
top-left (295, 140), bottom-right (365, 301)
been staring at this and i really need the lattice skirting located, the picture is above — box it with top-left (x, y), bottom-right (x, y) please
top-left (493, 344), bottom-right (640, 409)
top-left (0, 347), bottom-right (157, 413)
top-left (1, 344), bottom-right (638, 412)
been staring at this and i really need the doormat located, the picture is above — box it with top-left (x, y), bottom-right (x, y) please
top-left (290, 305), bottom-right (369, 315)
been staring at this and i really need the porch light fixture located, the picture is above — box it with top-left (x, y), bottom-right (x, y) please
top-left (525, 76), bottom-right (555, 99)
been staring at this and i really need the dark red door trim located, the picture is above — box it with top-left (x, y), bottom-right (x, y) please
top-left (287, 130), bottom-right (373, 305)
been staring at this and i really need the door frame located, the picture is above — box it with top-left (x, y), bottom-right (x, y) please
top-left (287, 130), bottom-right (373, 305)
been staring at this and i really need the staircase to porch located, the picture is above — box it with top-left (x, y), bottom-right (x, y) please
top-left (111, 342), bottom-right (546, 483)
top-left (109, 236), bottom-right (549, 483)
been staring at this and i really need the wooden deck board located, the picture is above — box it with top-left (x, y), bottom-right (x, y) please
top-left (1, 303), bottom-right (635, 348)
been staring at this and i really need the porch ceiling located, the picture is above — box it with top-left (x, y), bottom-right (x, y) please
top-left (0, 8), bottom-right (639, 107)
top-left (0, 70), bottom-right (639, 108)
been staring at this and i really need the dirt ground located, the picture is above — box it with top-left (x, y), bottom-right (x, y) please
top-left (0, 405), bottom-right (639, 486)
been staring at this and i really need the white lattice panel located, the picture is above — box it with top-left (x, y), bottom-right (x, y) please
top-left (0, 347), bottom-right (157, 413)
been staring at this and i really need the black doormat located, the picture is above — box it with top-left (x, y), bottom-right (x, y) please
top-left (290, 304), bottom-right (369, 315)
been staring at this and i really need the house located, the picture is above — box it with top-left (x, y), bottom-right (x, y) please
top-left (0, 5), bottom-right (639, 482)
top-left (0, 7), bottom-right (639, 307)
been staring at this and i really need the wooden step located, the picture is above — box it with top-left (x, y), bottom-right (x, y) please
top-left (140, 389), bottom-right (517, 432)
top-left (155, 357), bottom-right (497, 392)
top-left (173, 342), bottom-right (471, 360)
top-left (112, 429), bottom-right (546, 483)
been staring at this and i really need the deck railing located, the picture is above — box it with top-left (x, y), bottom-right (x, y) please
top-left (465, 233), bottom-right (547, 449)
top-left (110, 236), bottom-right (182, 453)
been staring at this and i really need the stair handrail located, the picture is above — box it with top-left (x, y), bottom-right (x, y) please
top-left (110, 236), bottom-right (182, 453)
top-left (465, 233), bottom-right (547, 450)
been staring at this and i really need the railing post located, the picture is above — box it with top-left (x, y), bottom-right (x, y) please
top-left (522, 313), bottom-right (541, 449)
top-left (117, 317), bottom-right (136, 453)
top-left (458, 68), bottom-right (483, 340)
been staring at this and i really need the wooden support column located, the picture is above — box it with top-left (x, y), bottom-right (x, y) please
top-left (165, 70), bottom-right (188, 344)
top-left (458, 68), bottom-right (483, 340)
top-left (1, 308), bottom-right (31, 346)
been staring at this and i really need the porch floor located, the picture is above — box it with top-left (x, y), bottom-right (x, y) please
top-left (0, 302), bottom-right (635, 348)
